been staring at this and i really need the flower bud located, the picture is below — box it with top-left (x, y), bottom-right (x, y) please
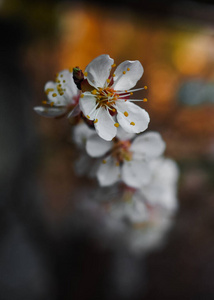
top-left (73, 67), bottom-right (84, 90)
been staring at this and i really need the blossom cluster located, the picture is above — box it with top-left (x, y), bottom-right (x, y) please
top-left (34, 54), bottom-right (179, 253)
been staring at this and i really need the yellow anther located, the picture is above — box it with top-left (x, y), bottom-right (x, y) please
top-left (102, 159), bottom-right (107, 164)
top-left (80, 94), bottom-right (84, 98)
top-left (42, 101), bottom-right (47, 104)
top-left (91, 89), bottom-right (97, 95)
top-left (106, 79), bottom-right (110, 83)
top-left (52, 93), bottom-right (57, 97)
top-left (84, 71), bottom-right (88, 77)
top-left (60, 74), bottom-right (63, 77)
top-left (94, 119), bottom-right (98, 123)
top-left (57, 80), bottom-right (60, 83)
top-left (86, 115), bottom-right (90, 119)
top-left (127, 68), bottom-right (130, 71)
top-left (123, 71), bottom-right (126, 74)
top-left (125, 90), bottom-right (127, 93)
top-left (111, 64), bottom-right (116, 67)
top-left (112, 108), bottom-right (116, 112)
top-left (55, 73), bottom-right (59, 77)
top-left (60, 92), bottom-right (64, 96)
top-left (50, 102), bottom-right (54, 107)
top-left (112, 73), bottom-right (116, 77)
top-left (130, 122), bottom-right (135, 126)
top-left (144, 85), bottom-right (148, 90)
top-left (114, 123), bottom-right (119, 128)
top-left (143, 98), bottom-right (148, 102)
top-left (63, 80), bottom-right (66, 83)
top-left (115, 161), bottom-right (120, 166)
top-left (130, 92), bottom-right (133, 95)
top-left (45, 88), bottom-right (54, 95)
top-left (124, 111), bottom-right (129, 117)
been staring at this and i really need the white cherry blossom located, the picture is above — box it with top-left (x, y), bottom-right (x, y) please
top-left (34, 69), bottom-right (80, 118)
top-left (79, 54), bottom-right (150, 141)
top-left (86, 129), bottom-right (166, 188)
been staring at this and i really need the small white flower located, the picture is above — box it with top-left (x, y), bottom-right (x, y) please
top-left (79, 54), bottom-right (150, 141)
top-left (34, 70), bottom-right (80, 118)
top-left (86, 130), bottom-right (166, 188)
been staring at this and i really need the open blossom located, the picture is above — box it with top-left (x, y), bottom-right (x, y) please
top-left (34, 70), bottom-right (80, 118)
top-left (85, 128), bottom-right (166, 188)
top-left (79, 54), bottom-right (150, 141)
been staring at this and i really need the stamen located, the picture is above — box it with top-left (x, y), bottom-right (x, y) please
top-left (91, 90), bottom-right (97, 95)
top-left (52, 93), bottom-right (57, 97)
top-left (114, 123), bottom-right (119, 128)
top-left (106, 79), bottom-right (110, 83)
top-left (130, 122), bottom-right (135, 126)
top-left (84, 72), bottom-right (88, 77)
top-left (144, 85), bottom-right (148, 90)
top-left (94, 119), bottom-right (98, 123)
top-left (112, 74), bottom-right (115, 77)
top-left (124, 111), bottom-right (128, 117)
top-left (42, 101), bottom-right (47, 104)
top-left (115, 162), bottom-right (120, 166)
top-left (63, 80), bottom-right (66, 83)
top-left (60, 74), bottom-right (63, 77)
top-left (111, 64), bottom-right (116, 67)
top-left (86, 115), bottom-right (90, 119)
top-left (50, 102), bottom-right (54, 107)
top-left (45, 88), bottom-right (54, 95)
top-left (80, 94), bottom-right (84, 98)
top-left (123, 71), bottom-right (126, 74)
top-left (127, 68), bottom-right (130, 71)
top-left (102, 160), bottom-right (107, 164)
top-left (143, 98), bottom-right (148, 102)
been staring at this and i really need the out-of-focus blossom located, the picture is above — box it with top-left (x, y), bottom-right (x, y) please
top-left (85, 128), bottom-right (166, 188)
top-left (79, 54), bottom-right (150, 141)
top-left (139, 157), bottom-right (179, 213)
top-left (34, 70), bottom-right (80, 118)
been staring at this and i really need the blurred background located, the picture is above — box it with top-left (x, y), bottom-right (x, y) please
top-left (0, 0), bottom-right (214, 299)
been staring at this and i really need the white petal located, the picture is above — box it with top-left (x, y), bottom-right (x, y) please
top-left (85, 54), bottom-right (114, 88)
top-left (116, 126), bottom-right (135, 141)
top-left (130, 132), bottom-right (166, 160)
top-left (86, 134), bottom-right (113, 157)
top-left (58, 70), bottom-right (79, 101)
top-left (97, 156), bottom-right (121, 186)
top-left (94, 107), bottom-right (117, 141)
top-left (116, 100), bottom-right (150, 133)
top-left (125, 197), bottom-right (148, 224)
top-left (79, 93), bottom-right (97, 120)
top-left (34, 106), bottom-right (67, 117)
top-left (121, 160), bottom-right (151, 188)
top-left (72, 122), bottom-right (95, 149)
top-left (113, 60), bottom-right (144, 91)
top-left (67, 104), bottom-right (81, 118)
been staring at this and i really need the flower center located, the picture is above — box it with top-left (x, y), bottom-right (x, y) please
top-left (91, 87), bottom-right (119, 111)
top-left (111, 140), bottom-right (132, 164)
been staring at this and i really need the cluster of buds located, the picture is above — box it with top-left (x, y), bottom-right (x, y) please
top-left (34, 55), bottom-right (179, 253)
